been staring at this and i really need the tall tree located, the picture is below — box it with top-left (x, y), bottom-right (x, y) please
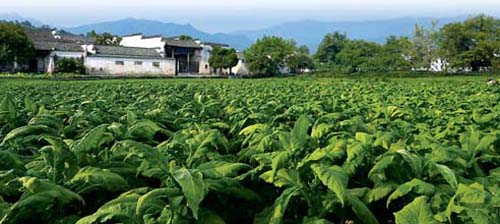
top-left (314, 32), bottom-right (348, 64)
top-left (439, 14), bottom-right (500, 71)
top-left (244, 36), bottom-right (296, 76)
top-left (86, 30), bottom-right (122, 46)
top-left (411, 21), bottom-right (440, 70)
top-left (379, 36), bottom-right (413, 71)
top-left (335, 40), bottom-right (382, 73)
top-left (208, 47), bottom-right (239, 75)
top-left (0, 22), bottom-right (34, 72)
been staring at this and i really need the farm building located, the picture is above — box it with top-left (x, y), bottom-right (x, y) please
top-left (198, 42), bottom-right (231, 75)
top-left (84, 45), bottom-right (176, 76)
top-left (24, 29), bottom-right (93, 73)
top-left (120, 34), bottom-right (203, 74)
top-left (23, 29), bottom-right (176, 76)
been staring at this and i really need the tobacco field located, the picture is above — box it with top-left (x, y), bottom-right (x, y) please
top-left (0, 77), bottom-right (498, 224)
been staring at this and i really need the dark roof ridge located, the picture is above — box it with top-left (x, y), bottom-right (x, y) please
top-left (122, 33), bottom-right (143, 37)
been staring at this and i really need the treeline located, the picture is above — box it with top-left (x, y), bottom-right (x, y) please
top-left (244, 14), bottom-right (500, 76)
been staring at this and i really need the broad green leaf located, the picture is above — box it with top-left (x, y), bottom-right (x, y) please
top-left (311, 164), bottom-right (348, 206)
top-left (173, 168), bottom-right (208, 219)
top-left (0, 151), bottom-right (25, 174)
top-left (66, 167), bottom-right (130, 194)
top-left (206, 177), bottom-right (260, 201)
top-left (435, 164), bottom-right (458, 190)
top-left (0, 96), bottom-right (16, 124)
top-left (260, 169), bottom-right (301, 188)
top-left (255, 187), bottom-right (300, 224)
top-left (197, 161), bottom-right (251, 179)
top-left (394, 196), bottom-right (436, 224)
top-left (76, 190), bottom-right (141, 224)
top-left (271, 151), bottom-right (293, 181)
top-left (1, 177), bottom-right (84, 224)
top-left (347, 193), bottom-right (379, 224)
top-left (72, 124), bottom-right (113, 153)
top-left (197, 209), bottom-right (226, 224)
top-left (291, 115), bottom-right (310, 147)
top-left (1, 125), bottom-right (54, 145)
top-left (368, 155), bottom-right (395, 183)
top-left (387, 179), bottom-right (435, 207)
top-left (135, 188), bottom-right (181, 218)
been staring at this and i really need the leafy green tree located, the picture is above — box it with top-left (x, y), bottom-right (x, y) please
top-left (244, 36), bottom-right (296, 76)
top-left (178, 35), bottom-right (193, 40)
top-left (297, 45), bottom-right (310, 55)
top-left (335, 40), bottom-right (382, 73)
top-left (208, 47), bottom-right (239, 75)
top-left (0, 22), bottom-right (34, 72)
top-left (378, 36), bottom-right (413, 71)
top-left (287, 53), bottom-right (315, 73)
top-left (411, 21), bottom-right (440, 70)
top-left (439, 14), bottom-right (500, 71)
top-left (86, 30), bottom-right (122, 46)
top-left (314, 32), bottom-right (348, 65)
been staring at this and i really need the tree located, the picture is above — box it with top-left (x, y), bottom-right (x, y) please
top-left (314, 32), bottom-right (348, 65)
top-left (335, 40), bottom-right (382, 73)
top-left (439, 14), bottom-right (500, 71)
top-left (86, 30), bottom-right (122, 46)
top-left (208, 47), bottom-right (239, 75)
top-left (286, 53), bottom-right (315, 74)
top-left (378, 36), bottom-right (413, 71)
top-left (244, 36), bottom-right (296, 76)
top-left (411, 21), bottom-right (440, 70)
top-left (0, 21), bottom-right (34, 72)
top-left (178, 35), bottom-right (193, 40)
top-left (297, 45), bottom-right (310, 55)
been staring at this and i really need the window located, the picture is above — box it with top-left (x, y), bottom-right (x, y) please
top-left (134, 61), bottom-right (143, 65)
top-left (115, 61), bottom-right (124, 65)
top-left (205, 64), bottom-right (208, 69)
top-left (152, 62), bottom-right (160, 67)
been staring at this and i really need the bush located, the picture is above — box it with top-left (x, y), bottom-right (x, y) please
top-left (55, 58), bottom-right (85, 74)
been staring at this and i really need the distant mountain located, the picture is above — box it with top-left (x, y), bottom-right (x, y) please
top-left (0, 13), bottom-right (43, 26)
top-left (233, 16), bottom-right (469, 52)
top-left (0, 13), bottom-right (476, 52)
top-left (65, 18), bottom-right (252, 50)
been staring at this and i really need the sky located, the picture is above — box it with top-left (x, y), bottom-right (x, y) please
top-left (1, 0), bottom-right (500, 32)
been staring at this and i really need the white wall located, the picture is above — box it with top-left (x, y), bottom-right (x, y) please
top-left (198, 45), bottom-right (212, 74)
top-left (85, 56), bottom-right (176, 76)
top-left (121, 35), bottom-right (165, 51)
top-left (231, 59), bottom-right (250, 76)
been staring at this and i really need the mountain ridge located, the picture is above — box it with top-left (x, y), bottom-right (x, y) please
top-left (0, 13), bottom-right (478, 51)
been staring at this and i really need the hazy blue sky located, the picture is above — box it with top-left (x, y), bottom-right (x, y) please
top-left (2, 0), bottom-right (500, 32)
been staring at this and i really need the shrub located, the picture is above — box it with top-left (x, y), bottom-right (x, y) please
top-left (55, 58), bottom-right (85, 74)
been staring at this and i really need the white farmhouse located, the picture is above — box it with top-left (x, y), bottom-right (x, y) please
top-left (121, 34), bottom-right (203, 74)
top-left (84, 45), bottom-right (176, 76)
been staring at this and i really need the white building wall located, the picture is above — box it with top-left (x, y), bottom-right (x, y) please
top-left (84, 56), bottom-right (176, 76)
top-left (120, 35), bottom-right (165, 51)
top-left (231, 59), bottom-right (250, 76)
top-left (199, 45), bottom-right (212, 74)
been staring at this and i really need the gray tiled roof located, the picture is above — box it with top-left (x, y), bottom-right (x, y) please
top-left (25, 28), bottom-right (93, 52)
top-left (92, 45), bottom-right (163, 58)
top-left (32, 41), bottom-right (84, 52)
top-left (163, 37), bottom-right (201, 49)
